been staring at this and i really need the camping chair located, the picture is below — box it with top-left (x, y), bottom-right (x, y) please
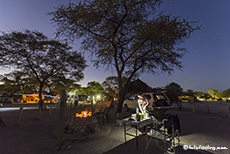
top-left (145, 114), bottom-right (180, 154)
top-left (95, 107), bottom-right (110, 125)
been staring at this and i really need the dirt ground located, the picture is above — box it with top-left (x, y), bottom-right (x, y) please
top-left (0, 105), bottom-right (124, 154)
top-left (0, 104), bottom-right (230, 154)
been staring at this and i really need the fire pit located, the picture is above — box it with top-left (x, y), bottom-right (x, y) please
top-left (64, 111), bottom-right (100, 136)
top-left (76, 111), bottom-right (92, 117)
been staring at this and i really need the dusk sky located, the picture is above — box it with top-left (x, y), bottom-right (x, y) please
top-left (0, 0), bottom-right (229, 93)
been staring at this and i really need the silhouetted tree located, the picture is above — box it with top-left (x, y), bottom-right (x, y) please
top-left (76, 87), bottom-right (89, 96)
top-left (183, 89), bottom-right (197, 102)
top-left (102, 76), bottom-right (128, 100)
top-left (50, 0), bottom-right (199, 115)
top-left (0, 30), bottom-right (86, 108)
top-left (102, 76), bottom-right (119, 98)
top-left (87, 81), bottom-right (104, 99)
top-left (220, 88), bottom-right (230, 99)
top-left (127, 79), bottom-right (153, 96)
top-left (207, 89), bottom-right (220, 100)
top-left (45, 75), bottom-right (81, 95)
top-left (0, 71), bottom-right (39, 94)
top-left (165, 82), bottom-right (183, 109)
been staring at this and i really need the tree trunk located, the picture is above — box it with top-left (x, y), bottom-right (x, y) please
top-left (176, 101), bottom-right (183, 110)
top-left (116, 90), bottom-right (126, 112)
top-left (38, 82), bottom-right (44, 109)
top-left (115, 88), bottom-right (127, 119)
top-left (57, 90), bottom-right (67, 150)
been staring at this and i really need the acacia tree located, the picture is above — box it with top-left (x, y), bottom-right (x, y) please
top-left (183, 89), bottom-right (198, 102)
top-left (0, 30), bottom-right (86, 108)
top-left (165, 82), bottom-right (183, 109)
top-left (220, 89), bottom-right (230, 99)
top-left (87, 81), bottom-right (103, 95)
top-left (86, 81), bottom-right (104, 101)
top-left (76, 87), bottom-right (88, 96)
top-left (45, 75), bottom-right (81, 95)
top-left (207, 89), bottom-right (220, 100)
top-left (0, 71), bottom-right (39, 94)
top-left (50, 0), bottom-right (199, 115)
top-left (0, 72), bottom-right (24, 94)
top-left (102, 76), bottom-right (119, 100)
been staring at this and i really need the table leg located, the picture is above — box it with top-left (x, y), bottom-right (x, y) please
top-left (124, 123), bottom-right (127, 144)
top-left (136, 126), bottom-right (138, 150)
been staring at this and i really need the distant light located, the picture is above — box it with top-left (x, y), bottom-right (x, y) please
top-left (68, 91), bottom-right (75, 96)
top-left (97, 95), bottom-right (100, 99)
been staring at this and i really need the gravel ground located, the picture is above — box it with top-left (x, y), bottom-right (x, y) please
top-left (181, 101), bottom-right (230, 117)
top-left (0, 104), bottom-right (230, 154)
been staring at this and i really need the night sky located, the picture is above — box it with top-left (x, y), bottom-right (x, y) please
top-left (0, 0), bottom-right (229, 93)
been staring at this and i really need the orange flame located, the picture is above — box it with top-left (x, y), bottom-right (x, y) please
top-left (76, 111), bottom-right (92, 117)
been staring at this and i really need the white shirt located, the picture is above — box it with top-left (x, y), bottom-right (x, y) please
top-left (138, 99), bottom-right (147, 113)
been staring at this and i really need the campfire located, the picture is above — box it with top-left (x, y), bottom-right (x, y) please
top-left (65, 110), bottom-right (100, 135)
top-left (76, 111), bottom-right (92, 118)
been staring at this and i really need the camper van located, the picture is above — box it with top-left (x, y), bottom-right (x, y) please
top-left (21, 94), bottom-right (59, 104)
top-left (22, 94), bottom-right (39, 103)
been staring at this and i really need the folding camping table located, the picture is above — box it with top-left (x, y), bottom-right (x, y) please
top-left (122, 116), bottom-right (155, 149)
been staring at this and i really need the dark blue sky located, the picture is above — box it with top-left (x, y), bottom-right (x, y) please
top-left (0, 0), bottom-right (229, 92)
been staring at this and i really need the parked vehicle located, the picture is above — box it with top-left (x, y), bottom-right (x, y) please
top-left (123, 91), bottom-right (170, 112)
top-left (20, 94), bottom-right (59, 104)
top-left (0, 96), bottom-right (13, 104)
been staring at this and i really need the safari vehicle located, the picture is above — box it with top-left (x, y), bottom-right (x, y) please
top-left (21, 94), bottom-right (59, 104)
top-left (22, 94), bottom-right (39, 103)
top-left (123, 91), bottom-right (171, 112)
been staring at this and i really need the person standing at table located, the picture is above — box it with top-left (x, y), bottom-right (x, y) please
top-left (137, 95), bottom-right (149, 114)
top-left (137, 95), bottom-right (150, 134)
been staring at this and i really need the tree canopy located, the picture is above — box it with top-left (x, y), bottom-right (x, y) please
top-left (102, 76), bottom-right (128, 100)
top-left (45, 75), bottom-right (81, 95)
top-left (165, 82), bottom-right (183, 101)
top-left (207, 89), bottom-right (220, 99)
top-left (0, 71), bottom-right (38, 94)
top-left (0, 30), bottom-right (87, 107)
top-left (50, 0), bottom-right (199, 114)
top-left (165, 82), bottom-right (183, 109)
top-left (87, 81), bottom-right (104, 97)
top-left (102, 76), bottom-right (119, 96)
top-left (220, 89), bottom-right (230, 98)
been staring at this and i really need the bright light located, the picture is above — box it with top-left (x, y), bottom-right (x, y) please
top-left (76, 111), bottom-right (92, 117)
top-left (97, 95), bottom-right (100, 99)
top-left (68, 91), bottom-right (75, 96)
